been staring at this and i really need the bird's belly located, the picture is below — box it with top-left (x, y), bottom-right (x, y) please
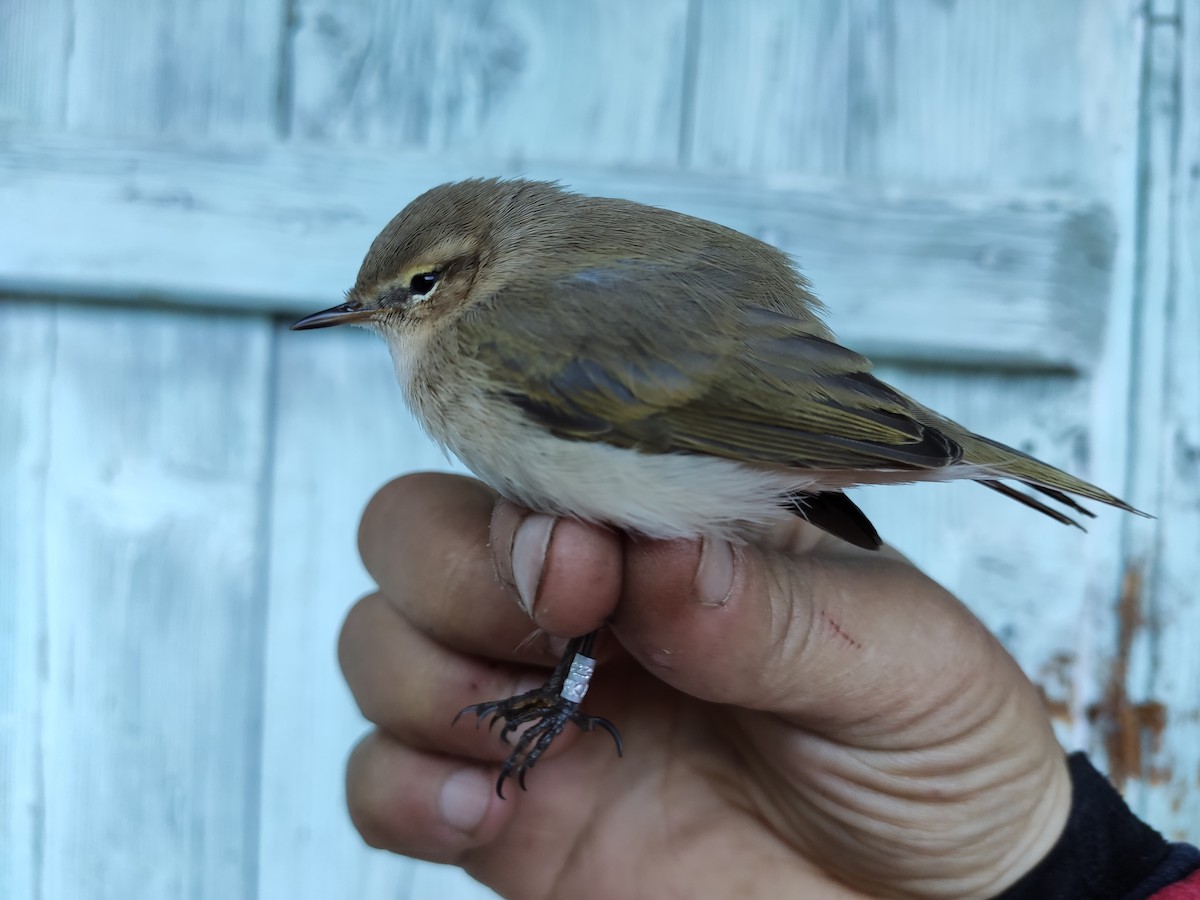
top-left (442, 414), bottom-right (826, 540)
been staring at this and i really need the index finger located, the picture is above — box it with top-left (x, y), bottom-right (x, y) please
top-left (358, 472), bottom-right (542, 661)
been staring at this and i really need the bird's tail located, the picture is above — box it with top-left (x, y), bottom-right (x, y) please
top-left (960, 433), bottom-right (1146, 528)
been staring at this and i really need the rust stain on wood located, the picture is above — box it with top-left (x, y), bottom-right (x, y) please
top-left (1037, 650), bottom-right (1077, 723)
top-left (1039, 692), bottom-right (1072, 723)
top-left (1089, 564), bottom-right (1170, 789)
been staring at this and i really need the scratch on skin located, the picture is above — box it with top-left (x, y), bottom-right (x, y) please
top-left (819, 609), bottom-right (863, 650)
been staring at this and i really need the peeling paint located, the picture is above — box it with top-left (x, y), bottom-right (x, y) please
top-left (1039, 690), bottom-right (1072, 724)
top-left (1089, 564), bottom-right (1171, 789)
top-left (1036, 650), bottom-right (1077, 724)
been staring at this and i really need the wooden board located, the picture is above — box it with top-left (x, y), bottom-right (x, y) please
top-left (0, 301), bottom-right (274, 899)
top-left (68, 0), bottom-right (284, 138)
top-left (0, 0), bottom-right (72, 127)
top-left (1116, 3), bottom-right (1200, 839)
top-left (0, 133), bottom-right (1115, 371)
top-left (257, 323), bottom-right (477, 899)
top-left (0, 0), bottom-right (283, 138)
top-left (288, 0), bottom-right (691, 165)
top-left (690, 0), bottom-right (1128, 192)
top-left (0, 1), bottom-right (295, 897)
top-left (0, 301), bottom-right (56, 900)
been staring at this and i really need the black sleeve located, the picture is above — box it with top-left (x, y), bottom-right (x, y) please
top-left (996, 752), bottom-right (1200, 899)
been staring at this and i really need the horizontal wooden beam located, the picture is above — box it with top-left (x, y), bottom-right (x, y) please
top-left (0, 132), bottom-right (1115, 369)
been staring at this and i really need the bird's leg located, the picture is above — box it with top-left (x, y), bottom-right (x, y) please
top-left (454, 629), bottom-right (623, 797)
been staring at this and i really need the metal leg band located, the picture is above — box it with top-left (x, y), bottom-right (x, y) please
top-left (559, 653), bottom-right (597, 704)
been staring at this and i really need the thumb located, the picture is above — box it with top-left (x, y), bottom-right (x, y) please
top-left (611, 530), bottom-right (1000, 731)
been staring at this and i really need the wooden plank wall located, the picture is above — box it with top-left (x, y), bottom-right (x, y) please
top-left (1, 2), bottom-right (1196, 899)
top-left (1121, 0), bottom-right (1200, 833)
top-left (0, 134), bottom-right (1119, 369)
top-left (1, 1), bottom-right (288, 898)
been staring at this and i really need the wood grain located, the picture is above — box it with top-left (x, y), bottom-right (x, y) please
top-left (0, 303), bottom-right (274, 899)
top-left (288, 0), bottom-right (690, 165)
top-left (690, 0), bottom-right (1122, 191)
top-left (0, 2), bottom-right (288, 897)
top-left (0, 0), bottom-right (285, 138)
top-left (1148, 2), bottom-right (1200, 839)
top-left (0, 0), bottom-right (73, 128)
top-left (0, 302), bottom-right (56, 900)
top-left (0, 133), bottom-right (1115, 371)
top-left (1117, 4), bottom-right (1200, 840)
top-left (63, 0), bottom-right (286, 138)
top-left (257, 324), bottom-right (473, 899)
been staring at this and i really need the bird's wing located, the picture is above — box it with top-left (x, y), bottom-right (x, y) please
top-left (462, 256), bottom-right (962, 472)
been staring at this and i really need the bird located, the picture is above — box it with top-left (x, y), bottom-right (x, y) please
top-left (292, 178), bottom-right (1139, 796)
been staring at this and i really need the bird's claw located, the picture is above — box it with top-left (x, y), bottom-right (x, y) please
top-left (455, 687), bottom-right (622, 798)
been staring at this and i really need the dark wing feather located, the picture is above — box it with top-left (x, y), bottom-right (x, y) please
top-left (980, 480), bottom-right (1084, 529)
top-left (1026, 484), bottom-right (1097, 518)
top-left (783, 491), bottom-right (882, 550)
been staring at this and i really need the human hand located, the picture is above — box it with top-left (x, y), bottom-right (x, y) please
top-left (341, 473), bottom-right (1070, 899)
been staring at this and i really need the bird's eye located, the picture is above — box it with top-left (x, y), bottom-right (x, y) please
top-left (409, 271), bottom-right (440, 296)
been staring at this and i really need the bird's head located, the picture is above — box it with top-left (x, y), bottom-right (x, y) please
top-left (291, 178), bottom-right (572, 341)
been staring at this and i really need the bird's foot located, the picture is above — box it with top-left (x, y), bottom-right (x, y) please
top-left (453, 631), bottom-right (622, 797)
top-left (456, 689), bottom-right (622, 796)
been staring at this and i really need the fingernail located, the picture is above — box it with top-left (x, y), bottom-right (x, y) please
top-left (439, 768), bottom-right (490, 833)
top-left (512, 514), bottom-right (556, 616)
top-left (694, 537), bottom-right (735, 607)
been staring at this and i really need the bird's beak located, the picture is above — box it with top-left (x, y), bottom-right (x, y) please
top-left (290, 300), bottom-right (373, 330)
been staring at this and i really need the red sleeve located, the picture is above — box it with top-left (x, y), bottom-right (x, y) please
top-left (1151, 869), bottom-right (1200, 899)
top-left (996, 755), bottom-right (1200, 899)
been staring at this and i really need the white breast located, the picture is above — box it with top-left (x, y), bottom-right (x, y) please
top-left (449, 404), bottom-right (814, 539)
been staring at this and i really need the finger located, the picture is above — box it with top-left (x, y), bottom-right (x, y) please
top-left (346, 730), bottom-right (513, 862)
top-left (358, 473), bottom-right (555, 662)
top-left (610, 527), bottom-right (1007, 733)
top-left (490, 500), bottom-right (623, 637)
top-left (339, 592), bottom-right (584, 763)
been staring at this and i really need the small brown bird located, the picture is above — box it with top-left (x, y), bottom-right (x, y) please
top-left (294, 178), bottom-right (1138, 795)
